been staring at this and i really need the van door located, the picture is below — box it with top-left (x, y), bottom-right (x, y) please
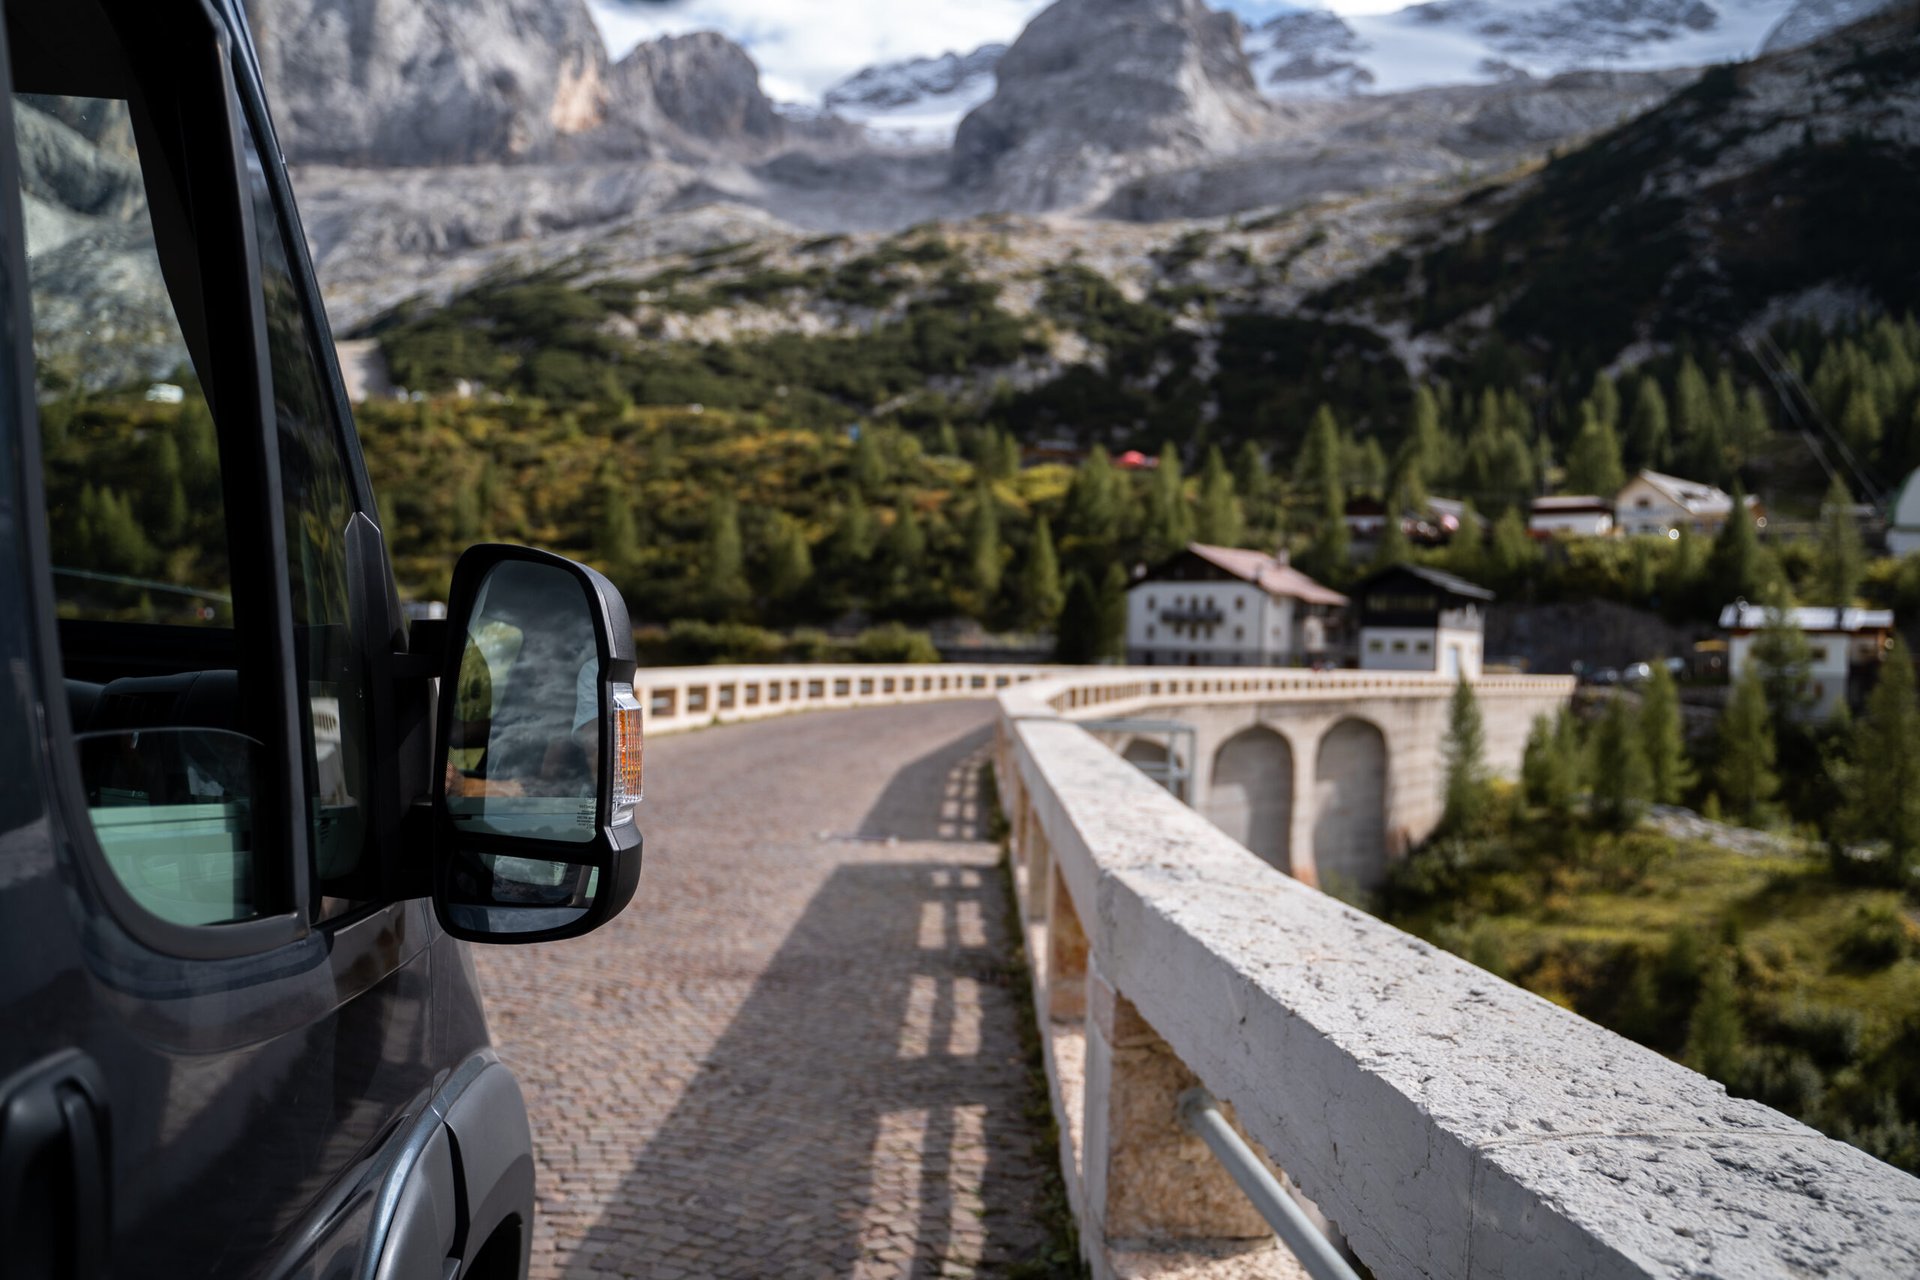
top-left (0, 2), bottom-right (439, 1275)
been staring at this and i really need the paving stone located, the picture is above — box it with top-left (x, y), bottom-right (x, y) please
top-left (475, 702), bottom-right (1055, 1278)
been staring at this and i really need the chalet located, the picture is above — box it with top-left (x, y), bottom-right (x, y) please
top-left (1354, 564), bottom-right (1493, 679)
top-left (1529, 495), bottom-right (1614, 537)
top-left (1126, 544), bottom-right (1347, 667)
top-left (1615, 470), bottom-right (1760, 538)
top-left (1719, 601), bottom-right (1895, 722)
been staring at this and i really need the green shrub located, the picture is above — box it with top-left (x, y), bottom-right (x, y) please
top-left (849, 622), bottom-right (940, 664)
top-left (1836, 899), bottom-right (1915, 970)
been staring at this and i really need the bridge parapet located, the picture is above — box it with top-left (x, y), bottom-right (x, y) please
top-left (994, 671), bottom-right (1920, 1279)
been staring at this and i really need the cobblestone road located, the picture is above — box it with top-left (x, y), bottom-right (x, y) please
top-left (474, 701), bottom-right (1055, 1279)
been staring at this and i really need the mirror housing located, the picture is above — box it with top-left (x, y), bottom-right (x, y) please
top-left (430, 544), bottom-right (642, 944)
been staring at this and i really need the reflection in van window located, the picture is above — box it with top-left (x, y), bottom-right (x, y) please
top-left (20, 94), bottom-right (231, 628)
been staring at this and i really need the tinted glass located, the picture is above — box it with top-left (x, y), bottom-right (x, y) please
top-left (16, 93), bottom-right (261, 923)
top-left (238, 100), bottom-right (372, 914)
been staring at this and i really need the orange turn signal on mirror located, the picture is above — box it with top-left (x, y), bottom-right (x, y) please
top-left (610, 684), bottom-right (644, 824)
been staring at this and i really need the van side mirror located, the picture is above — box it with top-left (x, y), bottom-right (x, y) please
top-left (431, 545), bottom-right (643, 943)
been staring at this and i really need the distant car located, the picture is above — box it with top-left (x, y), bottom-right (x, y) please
top-left (1588, 667), bottom-right (1621, 685)
top-left (1623, 662), bottom-right (1654, 684)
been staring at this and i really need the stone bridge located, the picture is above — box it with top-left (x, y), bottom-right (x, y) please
top-left (474, 663), bottom-right (1920, 1280)
top-left (639, 664), bottom-right (1569, 894)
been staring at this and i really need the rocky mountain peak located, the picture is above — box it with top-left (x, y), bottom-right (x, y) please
top-left (950, 0), bottom-right (1271, 210)
top-left (245, 0), bottom-right (610, 166)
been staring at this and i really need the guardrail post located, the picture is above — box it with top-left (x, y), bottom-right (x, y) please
top-left (1045, 866), bottom-right (1087, 1022)
top-left (1025, 824), bottom-right (1051, 925)
top-left (1082, 965), bottom-right (1272, 1257)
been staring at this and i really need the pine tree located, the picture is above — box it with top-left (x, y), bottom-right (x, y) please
top-left (765, 515), bottom-right (814, 605)
top-left (1705, 490), bottom-right (1773, 603)
top-left (1371, 480), bottom-right (1413, 570)
top-left (1839, 387), bottom-right (1883, 457)
top-left (704, 494), bottom-right (750, 617)
top-left (1641, 660), bottom-right (1692, 805)
top-left (852, 426), bottom-right (887, 492)
top-left (967, 486), bottom-right (1003, 600)
top-left (1716, 668), bottom-right (1779, 824)
top-left (1096, 562), bottom-right (1130, 660)
top-left (1486, 507), bottom-right (1537, 589)
top-left (1064, 446), bottom-right (1120, 546)
top-left (1674, 357), bottom-right (1718, 452)
top-left (1402, 384), bottom-right (1446, 504)
top-left (885, 495), bottom-right (925, 573)
top-left (1588, 370), bottom-right (1622, 436)
top-left (595, 482), bottom-right (637, 571)
top-left (1815, 474), bottom-right (1864, 609)
top-left (1194, 446), bottom-right (1243, 545)
top-left (1017, 517), bottom-right (1065, 630)
top-left (1683, 954), bottom-right (1746, 1084)
top-left (1445, 502), bottom-right (1485, 582)
top-left (1749, 589), bottom-right (1815, 727)
top-left (1564, 405), bottom-right (1626, 497)
top-left (1626, 375), bottom-right (1670, 470)
top-left (1591, 695), bottom-right (1653, 831)
top-left (1839, 636), bottom-right (1920, 882)
top-left (146, 434), bottom-right (188, 544)
top-left (1145, 443), bottom-right (1194, 558)
top-left (1442, 676), bottom-right (1489, 831)
top-left (1054, 572), bottom-right (1099, 663)
top-left (828, 496), bottom-right (876, 582)
top-left (1521, 710), bottom-right (1580, 816)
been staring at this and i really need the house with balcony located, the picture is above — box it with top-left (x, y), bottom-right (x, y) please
top-left (1355, 563), bottom-right (1493, 678)
top-left (1615, 469), bottom-right (1761, 538)
top-left (1720, 601), bottom-right (1895, 721)
top-left (1125, 544), bottom-right (1347, 667)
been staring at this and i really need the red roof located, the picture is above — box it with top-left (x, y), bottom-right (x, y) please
top-left (1180, 544), bottom-right (1349, 607)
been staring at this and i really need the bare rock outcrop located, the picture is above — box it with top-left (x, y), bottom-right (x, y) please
top-left (950, 0), bottom-right (1273, 211)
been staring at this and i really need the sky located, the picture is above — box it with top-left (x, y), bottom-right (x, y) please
top-left (583, 0), bottom-right (1327, 103)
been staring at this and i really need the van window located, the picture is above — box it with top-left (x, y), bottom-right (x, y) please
top-left (238, 102), bottom-right (373, 917)
top-left (17, 92), bottom-right (261, 925)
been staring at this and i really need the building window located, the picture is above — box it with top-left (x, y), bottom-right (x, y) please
top-left (1234, 626), bottom-right (1244, 641)
top-left (1392, 640), bottom-right (1408, 653)
top-left (1416, 640), bottom-right (1431, 653)
top-left (1147, 626), bottom-right (1156, 640)
top-left (1368, 639), bottom-right (1384, 652)
top-left (1234, 596), bottom-right (1244, 611)
top-left (1147, 595), bottom-right (1155, 609)
top-left (1810, 646), bottom-right (1828, 663)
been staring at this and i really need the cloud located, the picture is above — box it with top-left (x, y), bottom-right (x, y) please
top-left (584, 0), bottom-right (1054, 101)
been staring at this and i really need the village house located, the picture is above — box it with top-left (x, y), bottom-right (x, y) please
top-left (1615, 469), bottom-right (1761, 538)
top-left (1125, 544), bottom-right (1347, 667)
top-left (1354, 563), bottom-right (1493, 679)
top-left (1529, 494), bottom-right (1614, 537)
top-left (1720, 601), bottom-right (1895, 722)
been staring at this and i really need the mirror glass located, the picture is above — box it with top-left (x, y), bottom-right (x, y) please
top-left (445, 560), bottom-right (601, 844)
top-left (443, 851), bottom-right (601, 935)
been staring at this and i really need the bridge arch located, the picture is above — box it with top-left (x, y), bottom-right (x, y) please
top-left (1312, 717), bottom-right (1390, 897)
top-left (1203, 726), bottom-right (1294, 874)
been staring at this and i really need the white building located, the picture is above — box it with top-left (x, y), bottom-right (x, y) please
top-left (1529, 495), bottom-right (1614, 537)
top-left (1126, 544), bottom-right (1348, 667)
top-left (1355, 564), bottom-right (1493, 679)
top-left (1615, 470), bottom-right (1760, 538)
top-left (1887, 467), bottom-right (1920, 557)
top-left (1720, 602), bottom-right (1895, 722)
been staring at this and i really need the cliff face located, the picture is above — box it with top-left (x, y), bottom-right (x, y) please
top-left (950, 0), bottom-right (1272, 211)
top-left (245, 0), bottom-right (611, 165)
top-left (244, 0), bottom-right (790, 166)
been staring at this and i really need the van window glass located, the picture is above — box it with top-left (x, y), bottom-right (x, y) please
top-left (16, 92), bottom-right (261, 925)
top-left (238, 107), bottom-right (372, 918)
top-left (23, 95), bottom-right (229, 627)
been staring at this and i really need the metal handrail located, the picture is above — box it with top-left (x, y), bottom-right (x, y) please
top-left (1177, 1088), bottom-right (1361, 1280)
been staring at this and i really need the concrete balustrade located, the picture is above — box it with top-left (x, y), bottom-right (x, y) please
top-left (994, 672), bottom-right (1920, 1280)
top-left (635, 663), bottom-right (1065, 735)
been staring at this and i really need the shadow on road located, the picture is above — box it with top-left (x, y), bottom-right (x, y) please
top-left (855, 725), bottom-right (993, 843)
top-left (561, 729), bottom-right (1049, 1277)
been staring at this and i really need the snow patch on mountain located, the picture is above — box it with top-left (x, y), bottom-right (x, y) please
top-left (822, 45), bottom-right (1007, 146)
top-left (1247, 0), bottom-right (1802, 96)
